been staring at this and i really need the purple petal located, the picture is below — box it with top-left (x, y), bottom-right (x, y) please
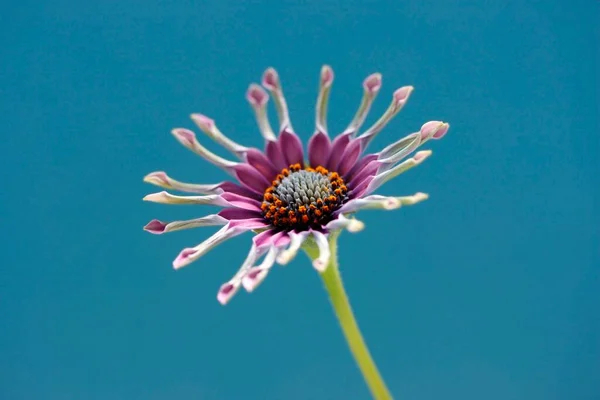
top-left (218, 181), bottom-right (262, 201)
top-left (345, 153), bottom-right (378, 182)
top-left (348, 159), bottom-right (380, 188)
top-left (218, 208), bottom-right (263, 220)
top-left (220, 192), bottom-right (262, 211)
top-left (252, 229), bottom-right (278, 249)
top-left (348, 176), bottom-right (374, 199)
top-left (265, 140), bottom-right (287, 170)
top-left (326, 132), bottom-right (352, 171)
top-left (245, 148), bottom-right (279, 180)
top-left (233, 164), bottom-right (271, 194)
top-left (279, 130), bottom-right (304, 166)
top-left (144, 219), bottom-right (168, 234)
top-left (337, 139), bottom-right (362, 177)
top-left (308, 131), bottom-right (332, 168)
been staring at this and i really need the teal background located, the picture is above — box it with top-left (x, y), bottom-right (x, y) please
top-left (1, 1), bottom-right (598, 399)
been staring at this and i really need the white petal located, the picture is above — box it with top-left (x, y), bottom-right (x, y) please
top-left (191, 114), bottom-right (249, 158)
top-left (311, 231), bottom-right (331, 273)
top-left (366, 150), bottom-right (432, 194)
top-left (171, 128), bottom-right (238, 173)
top-left (242, 246), bottom-right (279, 292)
top-left (246, 84), bottom-right (277, 141)
top-left (325, 214), bottom-right (365, 233)
top-left (338, 193), bottom-right (429, 214)
top-left (276, 231), bottom-right (310, 265)
top-left (262, 67), bottom-right (293, 132)
top-left (217, 244), bottom-right (268, 305)
top-left (143, 191), bottom-right (231, 207)
top-left (343, 73), bottom-right (382, 136)
top-left (143, 215), bottom-right (228, 234)
top-left (315, 65), bottom-right (334, 134)
top-left (143, 171), bottom-right (227, 194)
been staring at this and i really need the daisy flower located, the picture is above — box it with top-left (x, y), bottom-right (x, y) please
top-left (143, 66), bottom-right (448, 399)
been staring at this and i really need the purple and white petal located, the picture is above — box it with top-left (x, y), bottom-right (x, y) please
top-left (356, 85), bottom-right (414, 149)
top-left (217, 243), bottom-right (269, 305)
top-left (173, 220), bottom-right (270, 270)
top-left (171, 128), bottom-right (238, 174)
top-left (218, 208), bottom-right (263, 221)
top-left (343, 73), bottom-right (382, 136)
top-left (338, 192), bottom-right (429, 214)
top-left (276, 231), bottom-right (310, 265)
top-left (315, 65), bottom-right (334, 134)
top-left (366, 150), bottom-right (432, 194)
top-left (143, 191), bottom-right (231, 207)
top-left (220, 192), bottom-right (262, 211)
top-left (262, 67), bottom-right (293, 132)
top-left (242, 246), bottom-right (279, 292)
top-left (246, 84), bottom-right (276, 141)
top-left (325, 214), bottom-right (365, 233)
top-left (326, 132), bottom-right (352, 171)
top-left (144, 214), bottom-right (228, 234)
top-left (377, 131), bottom-right (421, 165)
top-left (337, 139), bottom-right (363, 177)
top-left (311, 231), bottom-right (331, 273)
top-left (190, 113), bottom-right (249, 158)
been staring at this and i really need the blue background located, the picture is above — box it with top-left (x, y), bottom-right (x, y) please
top-left (1, 1), bottom-right (598, 399)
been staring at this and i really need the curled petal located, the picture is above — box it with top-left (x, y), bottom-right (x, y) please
top-left (308, 131), bottom-right (332, 168)
top-left (315, 65), bottom-right (334, 134)
top-left (419, 121), bottom-right (450, 142)
top-left (279, 130), bottom-right (304, 166)
top-left (262, 67), bottom-right (293, 132)
top-left (277, 231), bottom-right (310, 265)
top-left (246, 84), bottom-right (276, 141)
top-left (217, 243), bottom-right (268, 305)
top-left (366, 150), bottom-right (432, 194)
top-left (377, 131), bottom-right (421, 163)
top-left (242, 246), bottom-right (279, 292)
top-left (144, 215), bottom-right (228, 234)
top-left (344, 72), bottom-right (382, 136)
top-left (191, 113), bottom-right (249, 158)
top-left (357, 85), bottom-right (414, 149)
top-left (173, 220), bottom-right (269, 270)
top-left (171, 128), bottom-right (238, 174)
top-left (325, 214), bottom-right (365, 233)
top-left (338, 192), bottom-right (429, 214)
top-left (143, 191), bottom-right (231, 207)
top-left (311, 231), bottom-right (331, 273)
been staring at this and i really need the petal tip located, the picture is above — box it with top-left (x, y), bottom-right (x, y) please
top-left (320, 65), bottom-right (334, 87)
top-left (242, 268), bottom-right (267, 292)
top-left (313, 259), bottom-right (328, 273)
top-left (394, 86), bottom-right (414, 104)
top-left (190, 113), bottom-right (215, 131)
top-left (262, 67), bottom-right (280, 90)
top-left (143, 191), bottom-right (168, 202)
top-left (171, 128), bottom-right (196, 147)
top-left (143, 171), bottom-right (168, 185)
top-left (144, 219), bottom-right (167, 234)
top-left (217, 282), bottom-right (239, 305)
top-left (246, 83), bottom-right (269, 107)
top-left (173, 248), bottom-right (197, 270)
top-left (363, 73), bottom-right (382, 94)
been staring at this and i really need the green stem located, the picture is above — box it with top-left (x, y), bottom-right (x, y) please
top-left (309, 233), bottom-right (393, 400)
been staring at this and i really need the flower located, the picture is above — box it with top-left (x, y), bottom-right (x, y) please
top-left (143, 66), bottom-right (449, 305)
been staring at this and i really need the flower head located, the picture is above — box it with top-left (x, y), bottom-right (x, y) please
top-left (144, 66), bottom-right (449, 305)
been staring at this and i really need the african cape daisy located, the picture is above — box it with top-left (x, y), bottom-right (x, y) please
top-left (143, 66), bottom-right (448, 400)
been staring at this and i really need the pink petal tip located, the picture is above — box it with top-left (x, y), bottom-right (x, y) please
top-left (144, 219), bottom-right (167, 234)
top-left (173, 248), bottom-right (197, 269)
top-left (191, 114), bottom-right (215, 131)
top-left (420, 121), bottom-right (448, 141)
top-left (171, 128), bottom-right (196, 147)
top-left (246, 84), bottom-right (269, 106)
top-left (363, 73), bottom-right (382, 94)
top-left (262, 68), bottom-right (280, 90)
top-left (320, 65), bottom-right (334, 87)
top-left (144, 171), bottom-right (169, 185)
top-left (217, 282), bottom-right (239, 305)
top-left (393, 86), bottom-right (414, 105)
top-left (242, 268), bottom-right (268, 292)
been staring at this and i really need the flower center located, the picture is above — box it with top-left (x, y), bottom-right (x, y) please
top-left (261, 163), bottom-right (348, 229)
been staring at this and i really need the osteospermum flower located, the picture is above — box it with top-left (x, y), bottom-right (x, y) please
top-left (144, 66), bottom-right (449, 399)
top-left (144, 66), bottom-right (448, 305)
